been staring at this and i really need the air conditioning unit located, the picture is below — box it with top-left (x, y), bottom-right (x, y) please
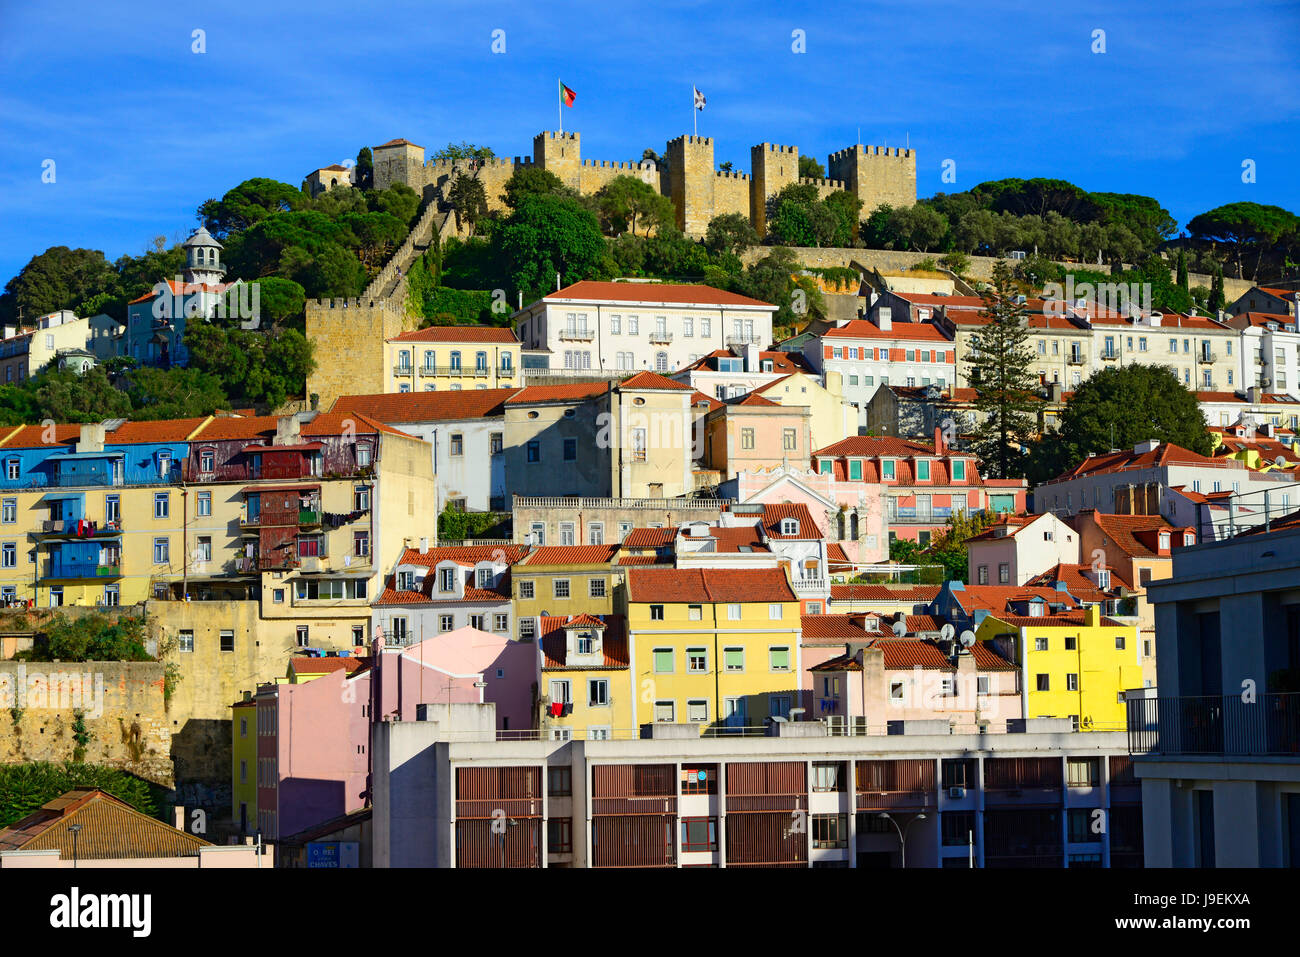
top-left (947, 786), bottom-right (966, 799)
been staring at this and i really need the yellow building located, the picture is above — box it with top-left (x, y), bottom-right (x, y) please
top-left (512, 544), bottom-right (620, 639)
top-left (538, 614), bottom-right (633, 740)
top-left (976, 601), bottom-right (1141, 732)
top-left (621, 566), bottom-right (803, 729)
top-left (383, 326), bottom-right (520, 393)
top-left (230, 697), bottom-right (257, 833)
top-left (748, 369), bottom-right (856, 452)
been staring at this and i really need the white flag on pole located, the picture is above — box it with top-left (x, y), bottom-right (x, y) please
top-left (693, 86), bottom-right (706, 110)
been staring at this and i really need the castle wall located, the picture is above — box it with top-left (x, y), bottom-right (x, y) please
top-left (535, 131), bottom-right (582, 191)
top-left (712, 171), bottom-right (750, 223)
top-left (828, 145), bottom-right (916, 214)
top-left (751, 143), bottom-right (799, 238)
top-left (305, 297), bottom-right (416, 410)
top-left (666, 135), bottom-right (716, 237)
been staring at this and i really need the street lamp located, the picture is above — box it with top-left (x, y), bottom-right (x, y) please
top-left (877, 811), bottom-right (926, 869)
top-left (67, 823), bottom-right (82, 868)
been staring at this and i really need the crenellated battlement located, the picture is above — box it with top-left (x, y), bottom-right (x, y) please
top-left (581, 159), bottom-right (655, 171)
top-left (537, 130), bottom-right (578, 141)
top-left (757, 143), bottom-right (797, 154)
top-left (828, 144), bottom-right (914, 162)
top-left (800, 176), bottom-right (845, 190)
top-left (667, 134), bottom-right (713, 148)
top-left (715, 170), bottom-right (750, 181)
top-left (305, 297), bottom-right (404, 311)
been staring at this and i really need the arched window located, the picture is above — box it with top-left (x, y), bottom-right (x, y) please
top-left (837, 512), bottom-right (846, 539)
top-left (850, 512), bottom-right (859, 540)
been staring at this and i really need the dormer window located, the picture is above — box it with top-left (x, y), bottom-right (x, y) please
top-left (156, 450), bottom-right (172, 478)
top-left (476, 567), bottom-right (493, 589)
top-left (916, 460), bottom-right (931, 481)
top-left (438, 566), bottom-right (455, 592)
top-left (952, 460), bottom-right (966, 482)
top-left (576, 632), bottom-right (594, 655)
top-left (356, 444), bottom-right (372, 469)
top-left (1096, 569), bottom-right (1111, 589)
top-left (199, 449), bottom-right (215, 473)
top-left (1159, 532), bottom-right (1171, 550)
top-left (1183, 532), bottom-right (1195, 546)
top-left (780, 518), bottom-right (799, 536)
top-left (881, 460), bottom-right (895, 480)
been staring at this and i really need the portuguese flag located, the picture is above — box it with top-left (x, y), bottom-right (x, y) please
top-left (560, 81), bottom-right (576, 107)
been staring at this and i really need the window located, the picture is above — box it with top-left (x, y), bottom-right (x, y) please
top-left (5, 459), bottom-right (18, 480)
top-left (1036, 674), bottom-right (1050, 691)
top-left (952, 460), bottom-right (966, 481)
top-left (727, 603), bottom-right (741, 620)
top-left (782, 428), bottom-right (797, 451)
top-left (547, 818), bottom-right (573, 854)
top-left (681, 818), bottom-right (717, 852)
top-left (741, 428), bottom-right (755, 450)
top-left (917, 460), bottom-right (931, 481)
top-left (102, 585), bottom-right (118, 606)
top-left (563, 438), bottom-right (577, 461)
top-left (438, 567), bottom-right (455, 592)
top-left (812, 813), bottom-right (848, 849)
top-left (687, 647), bottom-right (707, 673)
top-left (178, 630), bottom-right (194, 653)
top-left (1064, 635), bottom-right (1076, 650)
top-left (518, 580), bottom-right (535, 600)
top-left (1067, 757), bottom-right (1100, 787)
top-left (195, 491), bottom-right (211, 517)
top-left (354, 485), bottom-right (370, 510)
top-left (153, 537), bottom-right (169, 564)
top-left (587, 577), bottom-right (606, 599)
top-left (1066, 673), bottom-right (1079, 691)
top-left (489, 432), bottom-right (503, 455)
top-left (548, 766), bottom-right (572, 796)
top-left (0, 543), bottom-right (13, 568)
top-left (196, 536), bottom-right (212, 563)
top-left (449, 433), bottom-right (463, 456)
top-left (526, 440), bottom-right (540, 463)
top-left (154, 492), bottom-right (169, 519)
top-left (998, 563), bottom-right (1010, 584)
top-left (220, 630), bottom-right (234, 653)
top-left (850, 460), bottom-right (864, 481)
top-left (519, 618), bottom-right (536, 641)
top-left (650, 603), bottom-right (664, 620)
top-left (942, 811), bottom-right (976, 846)
top-left (724, 648), bottom-right (744, 672)
top-left (588, 523), bottom-right (604, 545)
top-left (769, 646), bottom-right (791, 671)
top-left (1115, 635), bottom-right (1126, 650)
top-left (553, 579), bottom-right (570, 599)
top-left (296, 626), bottom-right (309, 647)
top-left (768, 603), bottom-right (783, 620)
top-left (1, 498), bottom-right (15, 524)
top-left (977, 565), bottom-right (988, 585)
top-left (588, 679), bottom-right (609, 706)
top-left (654, 700), bottom-right (675, 722)
top-left (653, 648), bottom-right (674, 673)
top-left (353, 530), bottom-right (369, 556)
top-left (812, 762), bottom-right (844, 792)
top-left (1035, 637), bottom-right (1048, 651)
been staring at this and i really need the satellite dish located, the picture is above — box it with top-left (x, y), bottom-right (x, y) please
top-left (959, 630), bottom-right (977, 649)
top-left (1276, 456), bottom-right (1288, 467)
top-left (892, 620), bottom-right (907, 637)
top-left (939, 623), bottom-right (956, 642)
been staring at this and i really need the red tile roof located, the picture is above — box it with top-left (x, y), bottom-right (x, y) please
top-left (394, 544), bottom-right (527, 567)
top-left (622, 528), bottom-right (677, 548)
top-left (376, 138), bottom-right (422, 148)
top-left (679, 351), bottom-right (811, 374)
top-left (1024, 563), bottom-right (1129, 601)
top-left (539, 616), bottom-right (629, 669)
top-left (690, 390), bottom-right (723, 413)
top-left (546, 281), bottom-right (775, 309)
top-left (800, 614), bottom-right (877, 641)
top-left (626, 567), bottom-right (795, 603)
top-left (617, 555), bottom-right (670, 565)
top-left (504, 381), bottom-right (611, 404)
top-left (963, 514), bottom-right (1039, 543)
top-left (290, 656), bottom-right (365, 675)
top-left (728, 392), bottom-right (780, 407)
top-left (953, 585), bottom-right (1079, 615)
top-left (823, 320), bottom-right (953, 342)
top-left (518, 545), bottom-right (619, 566)
top-left (620, 370), bottom-right (694, 391)
top-left (702, 526), bottom-right (769, 552)
top-left (331, 388), bottom-right (517, 422)
top-left (1090, 513), bottom-right (1190, 559)
top-left (388, 325), bottom-right (518, 343)
top-left (761, 503), bottom-right (819, 539)
top-left (903, 614), bottom-right (943, 633)
top-left (1052, 441), bottom-right (1225, 480)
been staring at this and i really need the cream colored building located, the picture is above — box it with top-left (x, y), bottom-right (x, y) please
top-left (0, 311), bottom-right (100, 385)
top-left (513, 280), bottom-right (777, 375)
top-left (746, 370), bottom-right (856, 453)
top-left (384, 326), bottom-right (520, 393)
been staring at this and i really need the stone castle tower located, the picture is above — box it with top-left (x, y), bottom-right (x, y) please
top-left (365, 130), bottom-right (916, 240)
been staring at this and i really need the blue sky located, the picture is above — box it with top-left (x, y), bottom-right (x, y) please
top-left (2, 0), bottom-right (1298, 287)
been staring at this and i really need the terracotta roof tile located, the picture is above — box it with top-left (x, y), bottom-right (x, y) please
top-left (761, 503), bottom-right (819, 539)
top-left (505, 381), bottom-right (611, 405)
top-left (626, 567), bottom-right (795, 603)
top-left (518, 545), bottom-right (619, 566)
top-left (539, 615), bottom-right (629, 669)
top-left (0, 789), bottom-right (211, 860)
top-left (823, 320), bottom-right (953, 342)
top-left (332, 388), bottom-right (516, 422)
top-left (622, 528), bottom-right (677, 548)
top-left (290, 656), bottom-right (365, 675)
top-left (388, 325), bottom-right (518, 344)
top-left (620, 370), bottom-right (693, 391)
top-left (546, 281), bottom-right (775, 309)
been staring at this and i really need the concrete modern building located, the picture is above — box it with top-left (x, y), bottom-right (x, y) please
top-left (371, 709), bottom-right (1142, 868)
top-left (1134, 514), bottom-right (1300, 867)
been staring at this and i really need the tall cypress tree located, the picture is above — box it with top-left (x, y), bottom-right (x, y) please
top-left (1175, 248), bottom-right (1189, 291)
top-left (965, 260), bottom-right (1039, 480)
top-left (1209, 265), bottom-right (1225, 312)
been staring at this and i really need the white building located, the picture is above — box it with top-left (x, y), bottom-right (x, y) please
top-left (799, 310), bottom-right (956, 425)
top-left (331, 389), bottom-right (513, 513)
top-left (1137, 515), bottom-right (1300, 866)
top-left (1223, 311), bottom-right (1300, 398)
top-left (512, 280), bottom-right (777, 375)
top-left (670, 347), bottom-right (812, 399)
top-left (964, 512), bottom-right (1081, 586)
top-left (1197, 388), bottom-right (1300, 431)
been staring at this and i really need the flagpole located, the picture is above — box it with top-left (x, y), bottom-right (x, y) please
top-left (692, 85), bottom-right (696, 137)
top-left (558, 79), bottom-right (562, 134)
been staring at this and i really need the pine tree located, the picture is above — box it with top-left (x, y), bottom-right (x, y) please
top-left (965, 260), bottom-right (1039, 479)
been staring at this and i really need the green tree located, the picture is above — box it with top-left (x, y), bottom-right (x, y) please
top-left (1188, 202), bottom-right (1300, 280)
top-left (499, 167), bottom-right (575, 209)
top-left (890, 205), bottom-right (949, 252)
top-left (124, 367), bottom-right (229, 419)
top-left (184, 325), bottom-right (315, 410)
top-left (938, 251), bottom-right (971, 276)
top-left (430, 142), bottom-right (496, 164)
top-left (823, 191), bottom-right (864, 247)
top-left (0, 247), bottom-right (117, 325)
top-left (1024, 365), bottom-right (1213, 485)
top-left (0, 763), bottom-right (164, 829)
top-left (704, 213), bottom-right (759, 256)
top-left (355, 147), bottom-right (374, 190)
top-left (250, 276), bottom-right (306, 328)
top-left (594, 176), bottom-right (675, 237)
top-left (198, 178), bottom-right (307, 238)
top-left (496, 194), bottom-right (607, 302)
top-left (1208, 265), bottom-right (1226, 312)
top-left (447, 174), bottom-right (489, 236)
top-left (1175, 248), bottom-right (1189, 291)
top-left (798, 156), bottom-right (826, 180)
top-left (369, 183), bottom-right (421, 227)
top-left (965, 261), bottom-right (1039, 479)
top-left (33, 367), bottom-right (132, 423)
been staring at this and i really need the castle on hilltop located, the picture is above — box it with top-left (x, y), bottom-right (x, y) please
top-left (371, 130), bottom-right (916, 239)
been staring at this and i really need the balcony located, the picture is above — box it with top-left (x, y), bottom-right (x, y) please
top-left (1127, 692), bottom-right (1300, 757)
top-left (258, 555), bottom-right (301, 572)
top-left (725, 334), bottom-right (762, 347)
top-left (558, 329), bottom-right (594, 342)
top-left (1198, 351), bottom-right (1217, 364)
top-left (418, 365), bottom-right (504, 377)
top-left (648, 331), bottom-right (673, 344)
top-left (791, 576), bottom-right (828, 593)
top-left (1066, 353), bottom-right (1086, 365)
top-left (234, 557), bottom-right (258, 574)
top-left (298, 509), bottom-right (320, 526)
top-left (1099, 350), bottom-right (1119, 361)
top-left (35, 519), bottom-right (123, 538)
top-left (41, 562), bottom-right (121, 581)
top-left (392, 365), bottom-right (414, 376)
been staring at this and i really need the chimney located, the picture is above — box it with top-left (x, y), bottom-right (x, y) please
top-left (1049, 382), bottom-right (1063, 403)
top-left (1248, 385), bottom-right (1262, 404)
top-left (876, 306), bottom-right (892, 332)
top-left (933, 424), bottom-right (945, 454)
top-left (419, 536), bottom-right (429, 554)
top-left (743, 341), bottom-right (760, 372)
top-left (274, 414), bottom-right (302, 446)
top-left (76, 423), bottom-right (106, 454)
top-left (174, 806), bottom-right (186, 831)
top-left (1, 325), bottom-right (14, 340)
top-left (1217, 309), bottom-right (1228, 323)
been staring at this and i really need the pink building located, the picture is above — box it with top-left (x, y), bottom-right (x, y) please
top-left (812, 428), bottom-right (1028, 544)
top-left (703, 393), bottom-right (812, 479)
